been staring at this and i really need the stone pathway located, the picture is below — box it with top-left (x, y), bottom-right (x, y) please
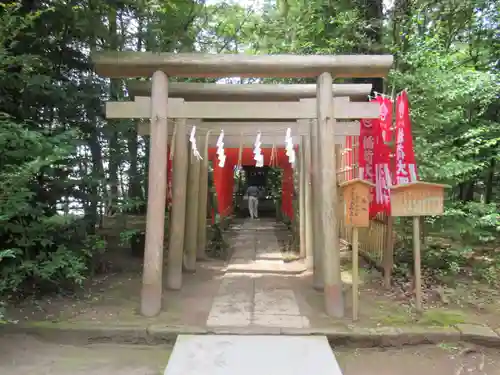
top-left (206, 219), bottom-right (310, 329)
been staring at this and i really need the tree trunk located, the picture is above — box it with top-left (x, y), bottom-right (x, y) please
top-left (106, 7), bottom-right (122, 214)
top-left (484, 158), bottom-right (495, 204)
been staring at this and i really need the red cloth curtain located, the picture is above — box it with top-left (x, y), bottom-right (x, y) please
top-left (281, 166), bottom-right (294, 219)
top-left (212, 160), bottom-right (235, 219)
top-left (210, 148), bottom-right (296, 221)
top-left (222, 163), bottom-right (235, 217)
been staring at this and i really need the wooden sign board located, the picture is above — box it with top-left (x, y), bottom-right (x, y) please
top-left (339, 179), bottom-right (374, 227)
top-left (390, 182), bottom-right (450, 217)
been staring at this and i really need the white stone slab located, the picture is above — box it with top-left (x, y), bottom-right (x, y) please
top-left (164, 335), bottom-right (343, 375)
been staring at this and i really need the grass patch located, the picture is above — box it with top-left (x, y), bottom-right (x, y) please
top-left (417, 309), bottom-right (467, 326)
top-left (375, 309), bottom-right (468, 327)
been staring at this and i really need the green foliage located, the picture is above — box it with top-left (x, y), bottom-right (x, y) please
top-left (390, 36), bottom-right (499, 184)
top-left (0, 2), bottom-right (106, 303)
top-left (395, 201), bottom-right (499, 285)
top-left (0, 115), bottom-right (104, 296)
top-left (438, 202), bottom-right (500, 243)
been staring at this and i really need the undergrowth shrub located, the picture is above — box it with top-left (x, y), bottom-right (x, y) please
top-left (0, 116), bottom-right (105, 300)
top-left (394, 202), bottom-right (500, 285)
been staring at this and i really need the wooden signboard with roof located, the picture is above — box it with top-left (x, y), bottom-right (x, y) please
top-left (340, 178), bottom-right (373, 228)
top-left (339, 178), bottom-right (374, 321)
top-left (389, 181), bottom-right (450, 313)
top-left (390, 181), bottom-right (448, 217)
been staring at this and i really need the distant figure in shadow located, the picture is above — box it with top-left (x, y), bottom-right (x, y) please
top-left (245, 185), bottom-right (260, 219)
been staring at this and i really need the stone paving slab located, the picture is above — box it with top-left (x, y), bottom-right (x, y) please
top-left (255, 251), bottom-right (284, 260)
top-left (206, 313), bottom-right (251, 327)
top-left (206, 282), bottom-right (253, 327)
top-left (252, 314), bottom-right (311, 328)
top-left (207, 218), bottom-right (311, 330)
top-left (164, 334), bottom-right (343, 375)
top-left (225, 260), bottom-right (307, 274)
top-left (216, 277), bottom-right (254, 294)
top-left (254, 290), bottom-right (301, 315)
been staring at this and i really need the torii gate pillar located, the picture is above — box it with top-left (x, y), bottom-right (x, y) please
top-left (141, 71), bottom-right (169, 317)
top-left (317, 72), bottom-right (344, 318)
top-left (184, 136), bottom-right (201, 272)
top-left (197, 134), bottom-right (210, 260)
top-left (166, 119), bottom-right (189, 290)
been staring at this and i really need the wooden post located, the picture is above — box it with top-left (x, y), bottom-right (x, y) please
top-left (351, 227), bottom-right (359, 320)
top-left (299, 138), bottom-right (306, 258)
top-left (384, 129), bottom-right (396, 289)
top-left (141, 71), bottom-right (169, 317)
top-left (383, 216), bottom-right (394, 288)
top-left (304, 131), bottom-right (314, 269)
top-left (308, 115), bottom-right (323, 290)
top-left (412, 216), bottom-right (422, 312)
top-left (166, 119), bottom-right (189, 290)
top-left (183, 139), bottom-right (201, 272)
top-left (197, 133), bottom-right (209, 260)
top-left (317, 72), bottom-right (344, 318)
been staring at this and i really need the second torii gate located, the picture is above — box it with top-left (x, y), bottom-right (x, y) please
top-left (94, 51), bottom-right (393, 318)
top-left (127, 81), bottom-right (376, 290)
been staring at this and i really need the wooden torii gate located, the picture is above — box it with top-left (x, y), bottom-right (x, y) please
top-left (93, 52), bottom-right (393, 319)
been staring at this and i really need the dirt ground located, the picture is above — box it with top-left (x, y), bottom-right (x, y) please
top-left (5, 256), bottom-right (500, 331)
top-left (4, 220), bottom-right (500, 330)
top-left (0, 334), bottom-right (170, 375)
top-left (336, 344), bottom-right (500, 375)
top-left (2, 334), bottom-right (500, 375)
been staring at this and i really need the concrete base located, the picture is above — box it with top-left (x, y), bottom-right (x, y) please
top-left (164, 334), bottom-right (343, 375)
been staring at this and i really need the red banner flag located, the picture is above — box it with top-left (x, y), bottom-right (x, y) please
top-left (376, 96), bottom-right (393, 143)
top-left (359, 97), bottom-right (392, 218)
top-left (395, 91), bottom-right (419, 184)
top-left (373, 97), bottom-right (392, 216)
top-left (359, 117), bottom-right (376, 184)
